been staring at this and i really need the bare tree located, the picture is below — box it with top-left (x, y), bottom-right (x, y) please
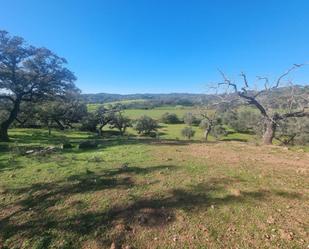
top-left (215, 64), bottom-right (309, 145)
top-left (198, 107), bottom-right (219, 141)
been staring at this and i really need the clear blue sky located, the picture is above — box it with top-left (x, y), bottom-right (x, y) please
top-left (1, 0), bottom-right (309, 94)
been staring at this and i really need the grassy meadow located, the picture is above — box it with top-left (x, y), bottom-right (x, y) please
top-left (0, 106), bottom-right (308, 249)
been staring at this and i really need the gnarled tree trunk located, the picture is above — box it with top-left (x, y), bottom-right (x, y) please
top-left (0, 98), bottom-right (21, 142)
top-left (262, 119), bottom-right (276, 145)
top-left (204, 126), bottom-right (212, 141)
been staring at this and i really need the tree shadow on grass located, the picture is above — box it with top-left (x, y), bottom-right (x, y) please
top-left (9, 129), bottom-right (96, 145)
top-left (0, 159), bottom-right (23, 173)
top-left (220, 138), bottom-right (248, 142)
top-left (0, 169), bottom-right (305, 248)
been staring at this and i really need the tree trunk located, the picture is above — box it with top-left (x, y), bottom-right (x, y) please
top-left (262, 119), bottom-right (276, 145)
top-left (0, 98), bottom-right (21, 142)
top-left (0, 127), bottom-right (9, 142)
top-left (204, 126), bottom-right (211, 141)
top-left (98, 124), bottom-right (104, 136)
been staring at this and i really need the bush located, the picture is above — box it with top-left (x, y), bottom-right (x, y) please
top-left (134, 115), bottom-right (159, 135)
top-left (80, 113), bottom-right (97, 132)
top-left (222, 110), bottom-right (261, 133)
top-left (109, 113), bottom-right (132, 135)
top-left (212, 125), bottom-right (227, 139)
top-left (161, 112), bottom-right (180, 124)
top-left (276, 117), bottom-right (309, 145)
top-left (181, 127), bottom-right (195, 139)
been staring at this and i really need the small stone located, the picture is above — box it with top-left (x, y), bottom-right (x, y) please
top-left (154, 237), bottom-right (158, 241)
top-left (110, 242), bottom-right (116, 249)
top-left (121, 163), bottom-right (129, 169)
top-left (210, 205), bottom-right (215, 209)
top-left (138, 216), bottom-right (148, 225)
top-left (267, 216), bottom-right (275, 224)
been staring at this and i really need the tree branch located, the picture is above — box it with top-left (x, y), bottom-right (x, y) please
top-left (0, 95), bottom-right (14, 102)
top-left (274, 64), bottom-right (304, 88)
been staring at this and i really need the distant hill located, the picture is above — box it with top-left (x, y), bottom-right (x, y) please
top-left (81, 86), bottom-right (309, 109)
top-left (81, 92), bottom-right (218, 105)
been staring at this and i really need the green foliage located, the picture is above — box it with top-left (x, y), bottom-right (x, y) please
top-left (0, 30), bottom-right (77, 141)
top-left (109, 113), bottom-right (132, 135)
top-left (211, 125), bottom-right (227, 139)
top-left (134, 115), bottom-right (159, 135)
top-left (276, 117), bottom-right (309, 145)
top-left (181, 126), bottom-right (195, 139)
top-left (222, 110), bottom-right (261, 134)
top-left (161, 112), bottom-right (181, 124)
top-left (80, 113), bottom-right (98, 132)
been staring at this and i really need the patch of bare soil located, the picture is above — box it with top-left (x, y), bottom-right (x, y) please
top-left (184, 142), bottom-right (309, 171)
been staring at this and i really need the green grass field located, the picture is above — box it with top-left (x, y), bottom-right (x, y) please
top-left (0, 128), bottom-right (308, 249)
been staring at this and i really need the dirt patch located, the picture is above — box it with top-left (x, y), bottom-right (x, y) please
top-left (184, 142), bottom-right (309, 171)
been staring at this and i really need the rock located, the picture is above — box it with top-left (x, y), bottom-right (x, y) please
top-left (123, 246), bottom-right (132, 249)
top-left (266, 216), bottom-right (275, 224)
top-left (137, 215), bottom-right (148, 225)
top-left (166, 216), bottom-right (172, 222)
top-left (110, 242), bottom-right (117, 249)
top-left (121, 163), bottom-right (129, 169)
top-left (25, 150), bottom-right (35, 154)
top-left (79, 141), bottom-right (98, 150)
top-left (279, 229), bottom-right (294, 240)
top-left (230, 188), bottom-right (241, 197)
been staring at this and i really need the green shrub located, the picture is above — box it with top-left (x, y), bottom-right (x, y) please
top-left (161, 112), bottom-right (180, 124)
top-left (134, 115), bottom-right (159, 135)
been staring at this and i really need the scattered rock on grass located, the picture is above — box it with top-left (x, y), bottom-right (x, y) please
top-left (266, 216), bottom-right (275, 224)
top-left (279, 229), bottom-right (294, 240)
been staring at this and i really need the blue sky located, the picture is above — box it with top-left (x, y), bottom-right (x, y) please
top-left (1, 0), bottom-right (309, 94)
